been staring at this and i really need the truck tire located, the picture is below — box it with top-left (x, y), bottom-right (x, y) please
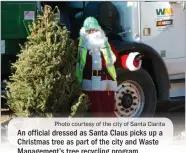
top-left (115, 68), bottom-right (157, 117)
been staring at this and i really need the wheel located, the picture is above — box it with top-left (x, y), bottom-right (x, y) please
top-left (115, 68), bottom-right (157, 117)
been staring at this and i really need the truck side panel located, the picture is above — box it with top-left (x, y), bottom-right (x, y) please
top-left (140, 2), bottom-right (186, 75)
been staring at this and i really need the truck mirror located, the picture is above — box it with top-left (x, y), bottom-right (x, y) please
top-left (182, 2), bottom-right (185, 10)
top-left (169, 1), bottom-right (185, 10)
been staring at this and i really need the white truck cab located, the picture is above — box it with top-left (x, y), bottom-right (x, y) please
top-left (68, 1), bottom-right (185, 117)
top-left (140, 2), bottom-right (185, 98)
top-left (109, 1), bottom-right (186, 98)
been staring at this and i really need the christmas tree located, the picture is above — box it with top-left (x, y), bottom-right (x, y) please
top-left (5, 5), bottom-right (89, 117)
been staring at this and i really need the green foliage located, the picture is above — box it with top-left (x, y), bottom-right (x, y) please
top-left (5, 5), bottom-right (89, 117)
top-left (70, 94), bottom-right (90, 117)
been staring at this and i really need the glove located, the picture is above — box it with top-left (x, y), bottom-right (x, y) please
top-left (121, 52), bottom-right (142, 71)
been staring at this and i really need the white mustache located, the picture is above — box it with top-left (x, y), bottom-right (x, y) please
top-left (86, 31), bottom-right (102, 40)
top-left (86, 31), bottom-right (107, 49)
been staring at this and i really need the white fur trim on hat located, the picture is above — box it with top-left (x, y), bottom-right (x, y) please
top-left (126, 52), bottom-right (142, 71)
top-left (80, 27), bottom-right (87, 38)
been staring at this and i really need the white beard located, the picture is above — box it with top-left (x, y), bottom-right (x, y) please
top-left (79, 27), bottom-right (108, 50)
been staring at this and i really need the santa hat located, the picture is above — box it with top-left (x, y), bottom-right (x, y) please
top-left (83, 17), bottom-right (101, 30)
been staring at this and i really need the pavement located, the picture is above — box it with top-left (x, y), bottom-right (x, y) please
top-left (155, 99), bottom-right (185, 141)
top-left (1, 99), bottom-right (185, 145)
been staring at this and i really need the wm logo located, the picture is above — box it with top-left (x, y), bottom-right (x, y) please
top-left (156, 8), bottom-right (174, 16)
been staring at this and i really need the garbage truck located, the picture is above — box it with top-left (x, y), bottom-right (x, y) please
top-left (1, 1), bottom-right (185, 117)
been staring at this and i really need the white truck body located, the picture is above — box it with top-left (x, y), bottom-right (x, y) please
top-left (112, 1), bottom-right (186, 98)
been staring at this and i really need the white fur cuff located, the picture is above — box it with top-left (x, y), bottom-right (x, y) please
top-left (126, 52), bottom-right (142, 71)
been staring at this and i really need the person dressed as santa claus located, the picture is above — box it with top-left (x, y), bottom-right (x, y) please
top-left (75, 17), bottom-right (142, 117)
